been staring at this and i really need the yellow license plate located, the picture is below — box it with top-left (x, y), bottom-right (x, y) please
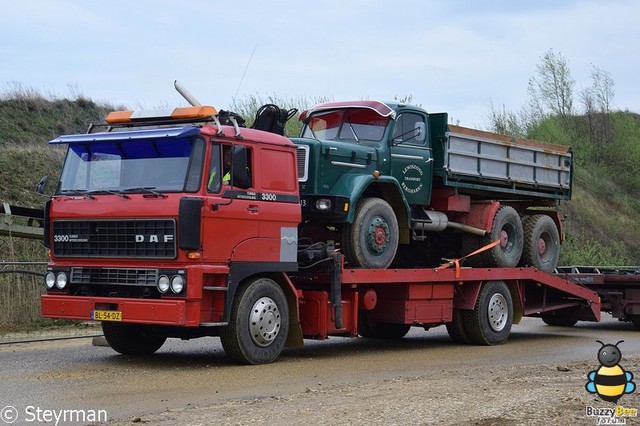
top-left (92, 310), bottom-right (122, 322)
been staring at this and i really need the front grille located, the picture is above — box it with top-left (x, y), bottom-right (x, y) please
top-left (70, 267), bottom-right (159, 286)
top-left (52, 219), bottom-right (176, 259)
top-left (296, 145), bottom-right (309, 182)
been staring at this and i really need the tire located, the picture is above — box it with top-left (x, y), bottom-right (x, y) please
top-left (220, 278), bottom-right (289, 364)
top-left (521, 215), bottom-right (560, 273)
top-left (343, 198), bottom-right (399, 269)
top-left (358, 312), bottom-right (411, 339)
top-left (629, 315), bottom-right (640, 330)
top-left (542, 317), bottom-right (578, 327)
top-left (481, 206), bottom-right (523, 268)
top-left (101, 322), bottom-right (166, 355)
top-left (446, 308), bottom-right (470, 344)
top-left (462, 281), bottom-right (513, 345)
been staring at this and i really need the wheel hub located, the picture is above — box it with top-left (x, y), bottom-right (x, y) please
top-left (487, 293), bottom-right (508, 332)
top-left (249, 296), bottom-right (281, 347)
top-left (537, 237), bottom-right (547, 256)
top-left (366, 217), bottom-right (389, 254)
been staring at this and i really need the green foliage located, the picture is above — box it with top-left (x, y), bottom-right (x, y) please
top-left (231, 93), bottom-right (333, 137)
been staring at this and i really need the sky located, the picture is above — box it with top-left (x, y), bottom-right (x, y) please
top-left (1, 0), bottom-right (639, 129)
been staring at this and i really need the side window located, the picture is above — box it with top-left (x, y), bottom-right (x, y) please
top-left (392, 113), bottom-right (426, 145)
top-left (206, 144), bottom-right (223, 193)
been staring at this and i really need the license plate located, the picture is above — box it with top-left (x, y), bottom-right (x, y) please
top-left (92, 310), bottom-right (122, 322)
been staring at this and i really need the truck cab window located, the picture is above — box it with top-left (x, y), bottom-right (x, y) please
top-left (392, 113), bottom-right (426, 145)
top-left (207, 145), bottom-right (223, 193)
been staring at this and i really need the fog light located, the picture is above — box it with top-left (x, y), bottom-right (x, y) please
top-left (45, 272), bottom-right (56, 289)
top-left (171, 275), bottom-right (184, 294)
top-left (55, 272), bottom-right (68, 289)
top-left (315, 199), bottom-right (332, 211)
top-left (158, 275), bottom-right (170, 293)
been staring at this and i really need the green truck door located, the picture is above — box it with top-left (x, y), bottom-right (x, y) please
top-left (389, 112), bottom-right (433, 205)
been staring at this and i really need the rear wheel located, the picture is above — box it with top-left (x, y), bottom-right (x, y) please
top-left (629, 315), bottom-right (640, 330)
top-left (521, 215), bottom-right (560, 273)
top-left (358, 312), bottom-right (411, 339)
top-left (101, 322), bottom-right (166, 355)
top-left (482, 206), bottom-right (523, 268)
top-left (220, 277), bottom-right (288, 364)
top-left (446, 308), bottom-right (470, 344)
top-left (343, 198), bottom-right (399, 269)
top-left (542, 317), bottom-right (578, 327)
top-left (462, 281), bottom-right (513, 345)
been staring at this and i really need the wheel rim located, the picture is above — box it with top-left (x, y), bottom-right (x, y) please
top-left (366, 216), bottom-right (390, 255)
top-left (487, 293), bottom-right (509, 332)
top-left (537, 231), bottom-right (552, 262)
top-left (249, 296), bottom-right (281, 347)
top-left (499, 224), bottom-right (517, 255)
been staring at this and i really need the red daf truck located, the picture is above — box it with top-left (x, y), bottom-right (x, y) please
top-left (40, 100), bottom-right (605, 364)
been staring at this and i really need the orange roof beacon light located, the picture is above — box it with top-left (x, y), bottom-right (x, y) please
top-left (104, 106), bottom-right (218, 124)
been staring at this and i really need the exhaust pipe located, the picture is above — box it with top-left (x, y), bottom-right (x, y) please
top-left (174, 80), bottom-right (202, 106)
top-left (412, 210), bottom-right (487, 237)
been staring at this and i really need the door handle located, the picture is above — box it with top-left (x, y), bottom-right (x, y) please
top-left (247, 205), bottom-right (259, 214)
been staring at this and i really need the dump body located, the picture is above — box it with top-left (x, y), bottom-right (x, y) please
top-left (437, 125), bottom-right (572, 200)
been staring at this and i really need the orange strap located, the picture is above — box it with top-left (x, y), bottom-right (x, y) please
top-left (436, 239), bottom-right (501, 278)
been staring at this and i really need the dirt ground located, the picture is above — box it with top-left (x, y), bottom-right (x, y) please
top-left (109, 355), bottom-right (640, 426)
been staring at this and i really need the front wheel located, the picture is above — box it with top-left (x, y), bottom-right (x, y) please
top-left (220, 278), bottom-right (289, 364)
top-left (462, 281), bottom-right (513, 345)
top-left (101, 322), bottom-right (167, 355)
top-left (343, 198), bottom-right (399, 269)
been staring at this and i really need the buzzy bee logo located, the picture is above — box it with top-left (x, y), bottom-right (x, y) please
top-left (586, 341), bottom-right (635, 403)
top-left (585, 340), bottom-right (637, 425)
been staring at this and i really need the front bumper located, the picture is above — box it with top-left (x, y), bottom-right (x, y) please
top-left (41, 294), bottom-right (195, 326)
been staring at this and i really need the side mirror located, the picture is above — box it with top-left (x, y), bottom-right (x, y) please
top-left (36, 176), bottom-right (49, 194)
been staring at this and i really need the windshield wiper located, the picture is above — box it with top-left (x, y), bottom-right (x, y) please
top-left (123, 187), bottom-right (167, 198)
top-left (58, 189), bottom-right (96, 200)
top-left (89, 189), bottom-right (130, 199)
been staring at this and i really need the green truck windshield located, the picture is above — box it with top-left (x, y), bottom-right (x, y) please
top-left (302, 109), bottom-right (390, 143)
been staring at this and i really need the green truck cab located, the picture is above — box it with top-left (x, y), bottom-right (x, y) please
top-left (292, 100), bottom-right (572, 272)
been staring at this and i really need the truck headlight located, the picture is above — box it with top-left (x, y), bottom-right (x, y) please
top-left (157, 275), bottom-right (170, 293)
top-left (171, 275), bottom-right (184, 294)
top-left (55, 272), bottom-right (68, 289)
top-left (315, 199), bottom-right (332, 211)
top-left (45, 272), bottom-right (56, 289)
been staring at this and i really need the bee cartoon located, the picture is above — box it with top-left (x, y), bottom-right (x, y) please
top-left (586, 340), bottom-right (636, 403)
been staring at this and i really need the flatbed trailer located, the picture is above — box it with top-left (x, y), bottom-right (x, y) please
top-left (288, 254), bottom-right (601, 348)
top-left (554, 266), bottom-right (640, 328)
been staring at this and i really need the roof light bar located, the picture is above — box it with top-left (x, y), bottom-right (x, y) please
top-left (105, 105), bottom-right (218, 124)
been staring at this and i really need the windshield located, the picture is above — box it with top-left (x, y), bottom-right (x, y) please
top-left (58, 136), bottom-right (205, 194)
top-left (302, 109), bottom-right (390, 143)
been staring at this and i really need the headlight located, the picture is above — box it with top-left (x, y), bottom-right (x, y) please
top-left (157, 275), bottom-right (170, 293)
top-left (170, 275), bottom-right (184, 294)
top-left (45, 272), bottom-right (56, 289)
top-left (315, 199), bottom-right (332, 211)
top-left (55, 272), bottom-right (68, 289)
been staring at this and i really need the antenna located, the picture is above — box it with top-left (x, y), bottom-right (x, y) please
top-left (233, 44), bottom-right (258, 105)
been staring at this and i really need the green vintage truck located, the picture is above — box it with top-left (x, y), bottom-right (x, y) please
top-left (292, 100), bottom-right (572, 272)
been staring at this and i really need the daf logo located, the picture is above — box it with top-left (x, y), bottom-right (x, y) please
top-left (135, 234), bottom-right (174, 243)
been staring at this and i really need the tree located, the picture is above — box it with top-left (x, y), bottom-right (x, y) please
top-left (580, 65), bottom-right (614, 150)
top-left (528, 49), bottom-right (575, 122)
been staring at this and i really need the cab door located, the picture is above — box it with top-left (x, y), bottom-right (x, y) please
top-left (389, 112), bottom-right (433, 205)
